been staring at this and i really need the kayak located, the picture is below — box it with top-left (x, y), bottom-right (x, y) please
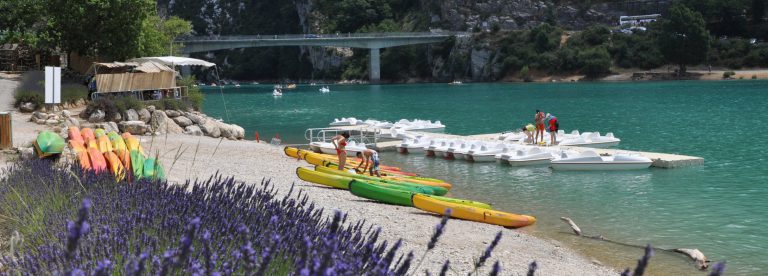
top-left (68, 127), bottom-right (83, 143)
top-left (68, 140), bottom-right (91, 170)
top-left (104, 151), bottom-right (126, 180)
top-left (116, 149), bottom-right (131, 174)
top-left (130, 150), bottom-right (145, 179)
top-left (69, 140), bottom-right (86, 154)
top-left (97, 135), bottom-right (113, 153)
top-left (315, 165), bottom-right (447, 196)
top-left (382, 175), bottom-right (452, 190)
top-left (35, 131), bottom-right (66, 156)
top-left (349, 179), bottom-right (414, 207)
top-left (94, 128), bottom-right (106, 138)
top-left (80, 128), bottom-right (96, 142)
top-left (143, 158), bottom-right (165, 180)
top-left (87, 147), bottom-right (107, 173)
top-left (296, 167), bottom-right (353, 189)
top-left (285, 147), bottom-right (418, 177)
top-left (108, 132), bottom-right (127, 152)
top-left (412, 194), bottom-right (536, 228)
top-left (422, 194), bottom-right (492, 210)
top-left (125, 136), bottom-right (145, 155)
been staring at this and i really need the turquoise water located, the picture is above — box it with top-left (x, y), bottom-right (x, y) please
top-left (202, 81), bottom-right (768, 275)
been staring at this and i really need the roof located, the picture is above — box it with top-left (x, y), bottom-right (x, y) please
top-left (127, 56), bottom-right (216, 68)
top-left (93, 61), bottom-right (175, 73)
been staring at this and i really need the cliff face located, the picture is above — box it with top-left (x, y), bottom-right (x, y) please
top-left (161, 0), bottom-right (630, 82)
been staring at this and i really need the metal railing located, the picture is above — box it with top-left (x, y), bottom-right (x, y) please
top-left (305, 127), bottom-right (382, 146)
top-left (176, 32), bottom-right (468, 42)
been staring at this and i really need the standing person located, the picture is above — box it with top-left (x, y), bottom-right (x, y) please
top-left (355, 149), bottom-right (381, 177)
top-left (534, 109), bottom-right (545, 144)
top-left (546, 113), bottom-right (559, 145)
top-left (331, 132), bottom-right (350, 171)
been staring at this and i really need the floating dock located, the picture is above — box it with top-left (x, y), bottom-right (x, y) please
top-left (324, 126), bottom-right (704, 169)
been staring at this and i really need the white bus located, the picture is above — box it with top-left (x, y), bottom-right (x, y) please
top-left (619, 14), bottom-right (661, 26)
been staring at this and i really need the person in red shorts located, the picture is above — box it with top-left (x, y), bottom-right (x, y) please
top-left (534, 109), bottom-right (545, 144)
top-left (546, 113), bottom-right (559, 145)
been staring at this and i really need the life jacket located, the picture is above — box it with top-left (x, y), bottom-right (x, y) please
top-left (549, 117), bottom-right (558, 130)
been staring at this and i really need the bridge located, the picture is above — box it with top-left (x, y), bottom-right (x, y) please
top-left (176, 32), bottom-right (466, 82)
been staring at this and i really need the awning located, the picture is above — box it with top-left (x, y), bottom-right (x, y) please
top-left (127, 56), bottom-right (216, 68)
top-left (92, 61), bottom-right (175, 73)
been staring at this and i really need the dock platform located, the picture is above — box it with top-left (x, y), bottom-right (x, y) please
top-left (325, 126), bottom-right (704, 169)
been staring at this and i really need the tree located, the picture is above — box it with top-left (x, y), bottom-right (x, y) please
top-left (578, 47), bottom-right (611, 78)
top-left (138, 15), bottom-right (192, 57)
top-left (658, 5), bottom-right (710, 75)
top-left (753, 0), bottom-right (766, 23)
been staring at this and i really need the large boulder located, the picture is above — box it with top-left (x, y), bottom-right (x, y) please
top-left (111, 112), bottom-right (122, 122)
top-left (138, 108), bottom-right (151, 123)
top-left (165, 110), bottom-right (181, 117)
top-left (19, 102), bottom-right (36, 112)
top-left (88, 110), bottom-right (105, 123)
top-left (146, 105), bottom-right (156, 113)
top-left (118, 121), bottom-right (149, 135)
top-left (64, 117), bottom-right (80, 128)
top-left (172, 116), bottom-right (193, 127)
top-left (96, 122), bottom-right (119, 134)
top-left (184, 125), bottom-right (203, 136)
top-left (199, 119), bottom-right (221, 138)
top-left (61, 110), bottom-right (72, 118)
top-left (124, 109), bottom-right (139, 121)
top-left (150, 110), bottom-right (183, 135)
top-left (218, 122), bottom-right (245, 140)
top-left (185, 112), bottom-right (205, 125)
top-left (45, 119), bottom-right (59, 126)
top-left (32, 111), bottom-right (48, 121)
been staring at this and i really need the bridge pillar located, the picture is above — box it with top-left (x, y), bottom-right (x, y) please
top-left (369, 48), bottom-right (381, 83)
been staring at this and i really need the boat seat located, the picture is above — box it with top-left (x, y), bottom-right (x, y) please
top-left (581, 150), bottom-right (600, 157)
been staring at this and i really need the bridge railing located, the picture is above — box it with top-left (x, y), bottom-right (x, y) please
top-left (177, 32), bottom-right (467, 42)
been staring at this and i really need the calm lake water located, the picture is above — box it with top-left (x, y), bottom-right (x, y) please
top-left (202, 81), bottom-right (768, 275)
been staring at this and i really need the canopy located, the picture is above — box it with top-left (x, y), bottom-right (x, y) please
top-left (92, 61), bottom-right (175, 73)
top-left (127, 56), bottom-right (216, 68)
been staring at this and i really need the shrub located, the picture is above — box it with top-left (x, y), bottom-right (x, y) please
top-left (178, 76), bottom-right (204, 110)
top-left (158, 98), bottom-right (187, 111)
top-left (13, 90), bottom-right (43, 108)
top-left (84, 98), bottom-right (120, 120)
top-left (61, 85), bottom-right (89, 105)
top-left (578, 47), bottom-right (612, 78)
top-left (723, 71), bottom-right (736, 78)
top-left (113, 96), bottom-right (145, 113)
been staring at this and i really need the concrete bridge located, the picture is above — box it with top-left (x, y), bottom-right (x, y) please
top-left (176, 32), bottom-right (467, 82)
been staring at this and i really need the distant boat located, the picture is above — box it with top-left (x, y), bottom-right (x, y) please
top-left (273, 88), bottom-right (283, 97)
top-left (310, 82), bottom-right (317, 86)
top-left (252, 81), bottom-right (260, 85)
top-left (234, 83), bottom-right (241, 87)
top-left (211, 83), bottom-right (217, 86)
top-left (285, 83), bottom-right (297, 89)
top-left (319, 86), bottom-right (330, 93)
top-left (449, 80), bottom-right (463, 85)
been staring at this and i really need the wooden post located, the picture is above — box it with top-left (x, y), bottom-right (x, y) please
top-left (0, 112), bottom-right (12, 149)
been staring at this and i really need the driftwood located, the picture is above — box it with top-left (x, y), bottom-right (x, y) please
top-left (559, 217), bottom-right (709, 270)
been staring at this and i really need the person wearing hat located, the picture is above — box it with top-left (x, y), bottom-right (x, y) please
top-left (546, 113), bottom-right (559, 145)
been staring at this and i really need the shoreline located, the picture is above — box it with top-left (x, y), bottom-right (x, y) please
top-left (0, 73), bottom-right (619, 275)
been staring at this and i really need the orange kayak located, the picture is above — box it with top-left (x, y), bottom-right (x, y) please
top-left (68, 127), bottom-right (83, 143)
top-left (97, 135), bottom-right (113, 153)
top-left (70, 140), bottom-right (91, 170)
top-left (69, 140), bottom-right (86, 154)
top-left (81, 128), bottom-right (96, 142)
top-left (88, 147), bottom-right (107, 173)
top-left (104, 151), bottom-right (126, 180)
top-left (116, 149), bottom-right (131, 174)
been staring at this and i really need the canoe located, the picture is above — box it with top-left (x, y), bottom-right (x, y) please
top-left (94, 128), bottom-right (106, 138)
top-left (80, 128), bottom-right (95, 142)
top-left (422, 194), bottom-right (492, 210)
top-left (130, 150), bottom-right (145, 179)
top-left (285, 147), bottom-right (419, 177)
top-left (69, 140), bottom-right (86, 154)
top-left (87, 147), bottom-right (107, 173)
top-left (382, 175), bottom-right (452, 190)
top-left (97, 135), bottom-right (113, 153)
top-left (116, 149), bottom-right (131, 174)
top-left (143, 158), bottom-right (165, 180)
top-left (349, 179), bottom-right (414, 207)
top-left (412, 194), bottom-right (536, 228)
top-left (315, 165), bottom-right (447, 196)
top-left (125, 137), bottom-right (145, 155)
top-left (104, 151), bottom-right (126, 180)
top-left (36, 131), bottom-right (66, 156)
top-left (108, 132), bottom-right (127, 152)
top-left (68, 127), bottom-right (83, 143)
top-left (296, 167), bottom-right (353, 189)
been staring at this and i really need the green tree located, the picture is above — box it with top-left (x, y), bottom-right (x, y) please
top-left (753, 0), bottom-right (766, 23)
top-left (658, 5), bottom-right (710, 74)
top-left (0, 0), bottom-right (52, 46)
top-left (578, 47), bottom-right (611, 78)
top-left (139, 15), bottom-right (193, 57)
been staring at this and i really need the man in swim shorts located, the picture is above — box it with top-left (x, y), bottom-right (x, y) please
top-left (546, 113), bottom-right (558, 145)
top-left (356, 149), bottom-right (381, 177)
top-left (534, 109), bottom-right (545, 144)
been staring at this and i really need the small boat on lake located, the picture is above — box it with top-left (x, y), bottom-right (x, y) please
top-left (557, 132), bottom-right (620, 148)
top-left (449, 80), bottom-right (463, 85)
top-left (550, 150), bottom-right (652, 171)
top-left (503, 146), bottom-right (557, 166)
top-left (272, 89), bottom-right (283, 97)
top-left (467, 143), bottom-right (507, 162)
top-left (330, 117), bottom-right (359, 126)
top-left (319, 86), bottom-right (330, 93)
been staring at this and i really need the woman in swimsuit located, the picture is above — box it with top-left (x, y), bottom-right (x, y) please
top-left (534, 109), bottom-right (545, 144)
top-left (331, 132), bottom-right (350, 170)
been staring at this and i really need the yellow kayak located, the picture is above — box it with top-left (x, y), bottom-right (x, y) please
top-left (97, 135), bottom-right (113, 153)
top-left (104, 151), bottom-right (126, 181)
top-left (412, 194), bottom-right (536, 228)
top-left (125, 136), bottom-right (145, 156)
top-left (296, 167), bottom-right (353, 189)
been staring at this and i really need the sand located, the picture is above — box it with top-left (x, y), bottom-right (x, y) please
top-left (0, 72), bottom-right (619, 275)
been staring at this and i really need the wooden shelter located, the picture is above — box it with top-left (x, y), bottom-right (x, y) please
top-left (88, 61), bottom-right (185, 101)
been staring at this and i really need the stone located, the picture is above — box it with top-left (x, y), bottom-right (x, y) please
top-left (147, 105), bottom-right (156, 113)
top-left (48, 115), bottom-right (60, 121)
top-left (172, 116), bottom-right (193, 127)
top-left (184, 125), bottom-right (203, 136)
top-left (97, 122), bottom-right (119, 133)
top-left (45, 119), bottom-right (58, 126)
top-left (125, 109), bottom-right (139, 121)
top-left (218, 122), bottom-right (245, 140)
top-left (19, 102), bottom-right (36, 112)
top-left (185, 112), bottom-right (205, 125)
top-left (32, 111), bottom-right (48, 121)
top-left (19, 147), bottom-right (35, 160)
top-left (199, 119), bottom-right (221, 138)
top-left (118, 121), bottom-right (149, 135)
top-left (61, 110), bottom-right (71, 118)
top-left (88, 110), bottom-right (105, 123)
top-left (112, 112), bottom-right (122, 122)
top-left (165, 110), bottom-right (181, 117)
top-left (138, 108), bottom-right (151, 123)
top-left (150, 110), bottom-right (183, 135)
top-left (35, 118), bottom-right (47, 125)
top-left (64, 117), bottom-right (80, 128)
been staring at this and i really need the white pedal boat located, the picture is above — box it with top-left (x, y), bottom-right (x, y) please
top-left (468, 143), bottom-right (507, 162)
top-left (557, 132), bottom-right (620, 148)
top-left (329, 117), bottom-right (359, 126)
top-left (397, 137), bottom-right (431, 154)
top-left (550, 150), bottom-right (652, 171)
top-left (505, 147), bottom-right (557, 166)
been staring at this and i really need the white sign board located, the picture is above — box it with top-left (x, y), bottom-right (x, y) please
top-left (45, 66), bottom-right (61, 104)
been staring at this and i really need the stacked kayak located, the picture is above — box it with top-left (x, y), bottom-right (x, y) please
top-left (67, 127), bottom-right (164, 181)
top-left (34, 131), bottom-right (66, 158)
top-left (286, 147), bottom-right (535, 228)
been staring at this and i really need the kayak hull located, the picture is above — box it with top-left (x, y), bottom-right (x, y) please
top-left (412, 194), bottom-right (535, 228)
top-left (349, 180), bottom-right (414, 207)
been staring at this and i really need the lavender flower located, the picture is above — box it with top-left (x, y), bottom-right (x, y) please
top-left (489, 261), bottom-right (500, 276)
top-left (475, 231), bottom-right (503, 270)
top-left (438, 260), bottom-right (450, 276)
top-left (66, 198), bottom-right (92, 260)
top-left (527, 261), bottom-right (537, 276)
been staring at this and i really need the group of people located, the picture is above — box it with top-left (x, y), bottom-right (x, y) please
top-left (331, 132), bottom-right (381, 177)
top-left (522, 109), bottom-right (559, 145)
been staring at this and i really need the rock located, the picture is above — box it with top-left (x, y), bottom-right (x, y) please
top-left (165, 110), bottom-right (181, 117)
top-left (48, 115), bottom-right (60, 121)
top-left (185, 112), bottom-right (205, 125)
top-left (138, 109), bottom-right (151, 123)
top-left (172, 116), bottom-right (193, 127)
top-left (88, 110), bottom-right (105, 123)
top-left (218, 122), bottom-right (245, 140)
top-left (118, 121), bottom-right (149, 135)
top-left (125, 109), bottom-right (139, 121)
top-left (150, 110), bottom-right (183, 135)
top-left (96, 122), bottom-right (119, 133)
top-left (184, 125), bottom-right (204, 136)
top-left (45, 119), bottom-right (59, 126)
top-left (111, 112), bottom-right (122, 122)
top-left (199, 119), bottom-right (221, 138)
top-left (19, 102), bottom-right (36, 112)
top-left (147, 105), bottom-right (156, 113)
top-left (61, 110), bottom-right (71, 118)
top-left (32, 111), bottom-right (48, 121)
top-left (35, 118), bottom-right (47, 125)
top-left (19, 147), bottom-right (35, 160)
top-left (64, 117), bottom-right (80, 128)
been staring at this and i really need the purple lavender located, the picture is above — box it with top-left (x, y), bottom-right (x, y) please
top-left (66, 198), bottom-right (92, 260)
top-left (475, 231), bottom-right (503, 271)
top-left (527, 261), bottom-right (537, 276)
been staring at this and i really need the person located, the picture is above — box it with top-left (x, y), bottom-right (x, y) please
top-left (523, 124), bottom-right (535, 144)
top-left (331, 132), bottom-right (350, 171)
top-left (534, 109), bottom-right (545, 144)
top-left (546, 113), bottom-right (559, 145)
top-left (355, 149), bottom-right (381, 177)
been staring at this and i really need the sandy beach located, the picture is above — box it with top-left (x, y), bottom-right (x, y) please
top-left (0, 73), bottom-right (620, 274)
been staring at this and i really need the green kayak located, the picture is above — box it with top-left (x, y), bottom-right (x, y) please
top-left (130, 150), bottom-right (145, 179)
top-left (143, 158), bottom-right (165, 180)
top-left (315, 165), bottom-right (448, 196)
top-left (349, 179), bottom-right (414, 207)
top-left (36, 131), bottom-right (65, 155)
top-left (94, 128), bottom-right (106, 138)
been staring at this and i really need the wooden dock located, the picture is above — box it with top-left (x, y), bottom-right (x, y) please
top-left (325, 126), bottom-right (704, 169)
